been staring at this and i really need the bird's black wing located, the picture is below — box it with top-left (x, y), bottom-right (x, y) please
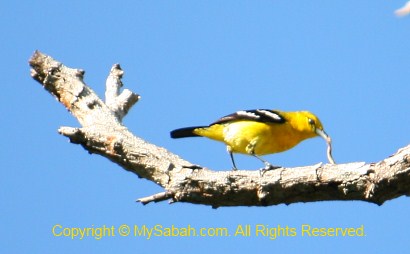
top-left (211, 109), bottom-right (286, 125)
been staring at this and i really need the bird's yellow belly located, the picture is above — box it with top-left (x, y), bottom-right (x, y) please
top-left (223, 121), bottom-right (303, 155)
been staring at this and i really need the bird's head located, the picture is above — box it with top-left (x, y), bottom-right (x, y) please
top-left (290, 111), bottom-right (325, 137)
top-left (290, 111), bottom-right (335, 164)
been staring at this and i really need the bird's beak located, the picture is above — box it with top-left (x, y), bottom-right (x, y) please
top-left (316, 128), bottom-right (336, 164)
top-left (315, 128), bottom-right (330, 142)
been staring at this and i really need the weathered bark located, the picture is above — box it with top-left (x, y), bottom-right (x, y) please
top-left (29, 51), bottom-right (410, 207)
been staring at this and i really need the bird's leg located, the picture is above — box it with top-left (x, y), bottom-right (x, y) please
top-left (246, 141), bottom-right (281, 175)
top-left (227, 146), bottom-right (238, 170)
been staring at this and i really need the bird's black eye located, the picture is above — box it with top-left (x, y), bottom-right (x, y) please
top-left (308, 118), bottom-right (315, 125)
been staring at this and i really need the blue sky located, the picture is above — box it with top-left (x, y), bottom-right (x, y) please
top-left (2, 1), bottom-right (410, 253)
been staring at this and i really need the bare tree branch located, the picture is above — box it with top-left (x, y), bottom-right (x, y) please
top-left (29, 51), bottom-right (410, 207)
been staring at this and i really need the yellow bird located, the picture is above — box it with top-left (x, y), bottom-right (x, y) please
top-left (170, 109), bottom-right (335, 170)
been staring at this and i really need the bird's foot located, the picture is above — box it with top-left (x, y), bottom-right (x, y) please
top-left (259, 163), bottom-right (281, 177)
top-left (182, 164), bottom-right (203, 170)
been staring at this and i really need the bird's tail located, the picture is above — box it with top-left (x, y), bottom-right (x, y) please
top-left (170, 126), bottom-right (206, 138)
